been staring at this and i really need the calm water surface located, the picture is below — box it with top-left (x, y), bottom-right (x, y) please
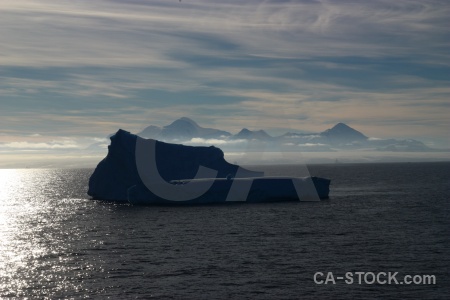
top-left (0, 163), bottom-right (449, 299)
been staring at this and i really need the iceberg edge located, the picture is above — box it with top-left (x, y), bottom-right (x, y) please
top-left (88, 129), bottom-right (330, 204)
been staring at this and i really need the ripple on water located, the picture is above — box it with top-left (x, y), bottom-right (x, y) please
top-left (1, 164), bottom-right (449, 298)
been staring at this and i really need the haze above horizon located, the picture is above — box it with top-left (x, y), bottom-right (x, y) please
top-left (1, 0), bottom-right (449, 167)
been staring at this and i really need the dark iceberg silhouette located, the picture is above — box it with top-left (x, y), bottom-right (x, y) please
top-left (88, 129), bottom-right (330, 204)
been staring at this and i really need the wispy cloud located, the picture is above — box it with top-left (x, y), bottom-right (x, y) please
top-left (1, 0), bottom-right (449, 162)
top-left (2, 0), bottom-right (448, 67)
top-left (186, 138), bottom-right (247, 146)
top-left (1, 140), bottom-right (79, 150)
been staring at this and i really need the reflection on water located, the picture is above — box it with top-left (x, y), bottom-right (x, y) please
top-left (0, 164), bottom-right (449, 298)
top-left (0, 169), bottom-right (99, 298)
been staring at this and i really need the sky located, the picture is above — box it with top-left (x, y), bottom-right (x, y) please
top-left (0, 0), bottom-right (449, 167)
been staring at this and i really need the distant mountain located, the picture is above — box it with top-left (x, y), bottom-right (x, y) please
top-left (130, 118), bottom-right (435, 152)
top-left (138, 125), bottom-right (162, 138)
top-left (138, 117), bottom-right (231, 140)
top-left (233, 128), bottom-right (272, 140)
top-left (320, 122), bottom-right (368, 143)
top-left (315, 123), bottom-right (431, 151)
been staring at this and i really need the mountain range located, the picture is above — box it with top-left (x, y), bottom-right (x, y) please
top-left (136, 117), bottom-right (434, 152)
top-left (139, 117), bottom-right (231, 140)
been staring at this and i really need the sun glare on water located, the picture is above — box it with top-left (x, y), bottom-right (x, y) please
top-left (0, 170), bottom-right (46, 295)
top-left (0, 169), bottom-right (88, 297)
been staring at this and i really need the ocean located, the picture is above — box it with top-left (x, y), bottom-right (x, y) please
top-left (0, 162), bottom-right (449, 299)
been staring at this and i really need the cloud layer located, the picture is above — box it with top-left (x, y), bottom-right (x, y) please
top-left (1, 0), bottom-right (449, 159)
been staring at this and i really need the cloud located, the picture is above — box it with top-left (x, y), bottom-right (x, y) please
top-left (0, 0), bottom-right (449, 155)
top-left (186, 138), bottom-right (247, 146)
top-left (1, 140), bottom-right (79, 150)
top-left (1, 0), bottom-right (448, 67)
top-left (89, 137), bottom-right (108, 143)
top-left (298, 143), bottom-right (327, 147)
top-left (0, 134), bottom-right (114, 155)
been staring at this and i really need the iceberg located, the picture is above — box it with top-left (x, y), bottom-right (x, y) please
top-left (88, 129), bottom-right (330, 204)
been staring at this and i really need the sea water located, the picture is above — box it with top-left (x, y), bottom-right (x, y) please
top-left (0, 162), bottom-right (449, 299)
